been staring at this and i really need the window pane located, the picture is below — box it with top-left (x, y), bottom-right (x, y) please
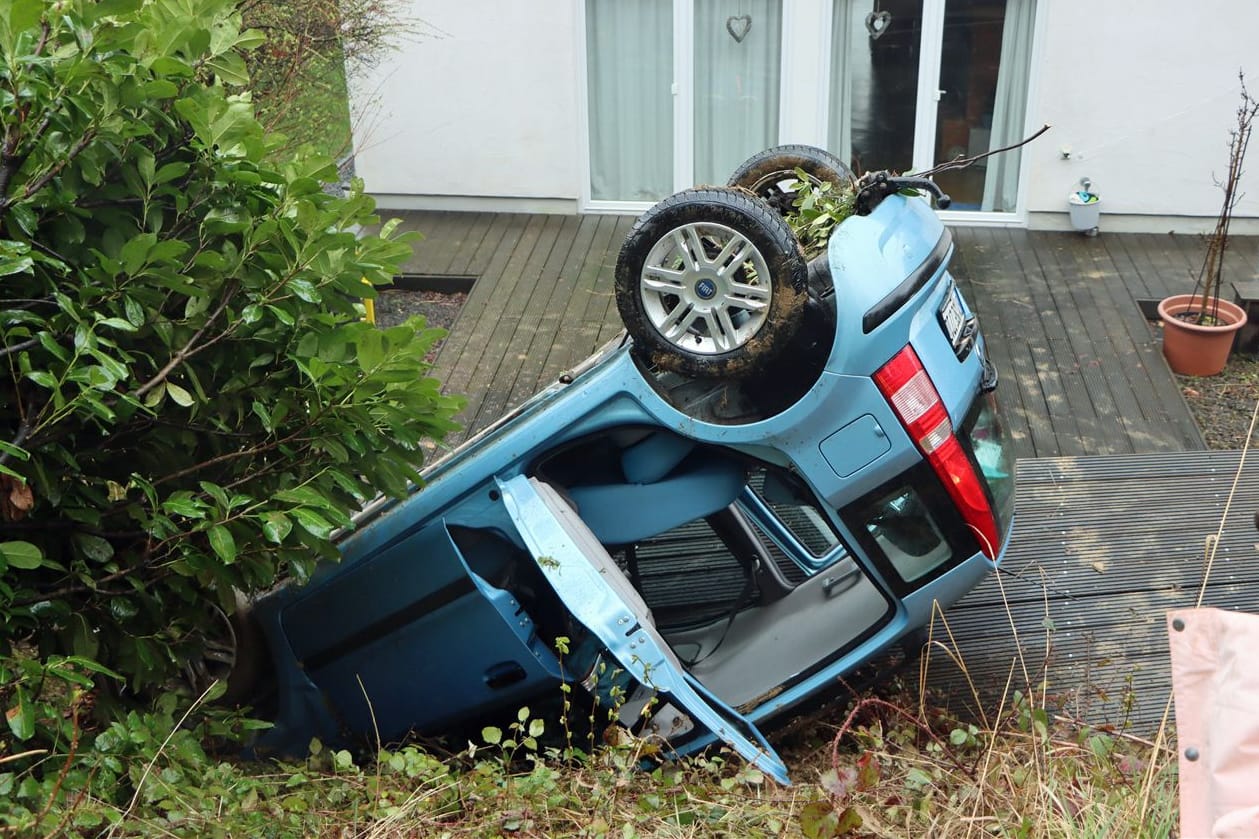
top-left (831, 0), bottom-right (923, 174)
top-left (862, 487), bottom-right (952, 582)
top-left (934, 0), bottom-right (1037, 210)
top-left (747, 468), bottom-right (841, 558)
top-left (587, 0), bottom-right (673, 201)
top-left (694, 0), bottom-right (781, 185)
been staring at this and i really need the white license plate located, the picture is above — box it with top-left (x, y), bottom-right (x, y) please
top-left (939, 289), bottom-right (965, 348)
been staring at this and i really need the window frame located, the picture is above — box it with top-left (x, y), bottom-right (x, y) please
top-left (575, 0), bottom-right (1044, 224)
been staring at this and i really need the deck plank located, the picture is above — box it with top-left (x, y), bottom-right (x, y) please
top-left (395, 211), bottom-right (466, 276)
top-left (396, 210), bottom-right (1234, 453)
top-left (949, 228), bottom-right (1038, 460)
top-left (470, 215), bottom-right (586, 431)
top-left (1063, 235), bottom-right (1204, 450)
top-left (437, 214), bottom-right (553, 434)
top-left (591, 216), bottom-right (639, 347)
top-left (428, 214), bottom-right (531, 386)
top-left (503, 215), bottom-right (605, 408)
top-left (442, 211), bottom-right (500, 278)
top-left (930, 451), bottom-right (1259, 733)
top-left (539, 214), bottom-right (625, 375)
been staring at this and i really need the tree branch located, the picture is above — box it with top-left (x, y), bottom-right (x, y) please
top-left (132, 281), bottom-right (238, 399)
top-left (0, 117), bottom-right (24, 199)
top-left (0, 414), bottom-right (35, 468)
top-left (0, 128), bottom-right (97, 213)
top-left (0, 336), bottom-right (39, 359)
top-left (916, 124), bottom-right (1052, 178)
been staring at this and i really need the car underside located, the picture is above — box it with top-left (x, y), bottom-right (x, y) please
top-left (231, 146), bottom-right (1015, 784)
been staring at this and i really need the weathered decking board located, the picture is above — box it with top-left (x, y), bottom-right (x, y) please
top-left (947, 227), bottom-right (1221, 459)
top-left (388, 210), bottom-right (1244, 457)
top-left (931, 451), bottom-right (1259, 734)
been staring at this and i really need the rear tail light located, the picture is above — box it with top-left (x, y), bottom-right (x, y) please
top-left (874, 346), bottom-right (999, 558)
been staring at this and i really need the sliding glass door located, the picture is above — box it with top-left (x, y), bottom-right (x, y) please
top-left (830, 0), bottom-right (924, 175)
top-left (585, 0), bottom-right (781, 203)
top-left (932, 0), bottom-right (1037, 211)
top-left (585, 0), bottom-right (673, 201)
top-left (586, 0), bottom-right (1038, 216)
top-left (828, 0), bottom-right (1037, 214)
top-left (692, 1), bottom-right (782, 186)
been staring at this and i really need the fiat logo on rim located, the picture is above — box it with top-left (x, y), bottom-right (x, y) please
top-left (694, 279), bottom-right (717, 300)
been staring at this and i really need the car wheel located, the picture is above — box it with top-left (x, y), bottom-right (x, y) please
top-left (727, 144), bottom-right (856, 217)
top-left (615, 187), bottom-right (808, 379)
top-left (182, 591), bottom-right (270, 706)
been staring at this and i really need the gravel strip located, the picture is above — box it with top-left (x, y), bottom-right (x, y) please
top-left (1177, 354), bottom-right (1259, 450)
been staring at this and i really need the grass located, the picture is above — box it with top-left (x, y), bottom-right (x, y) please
top-left (2, 610), bottom-right (1181, 838)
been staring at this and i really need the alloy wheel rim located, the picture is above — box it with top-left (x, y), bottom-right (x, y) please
top-left (638, 221), bottom-right (772, 355)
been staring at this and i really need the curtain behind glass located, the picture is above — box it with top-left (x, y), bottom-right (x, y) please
top-left (693, 0), bottom-right (781, 185)
top-left (981, 0), bottom-right (1035, 212)
top-left (828, 1), bottom-right (854, 167)
top-left (587, 0), bottom-right (673, 201)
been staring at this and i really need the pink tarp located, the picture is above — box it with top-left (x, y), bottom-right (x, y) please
top-left (1168, 607), bottom-right (1259, 838)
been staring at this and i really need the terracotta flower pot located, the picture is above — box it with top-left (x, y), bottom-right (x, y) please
top-left (1158, 294), bottom-right (1247, 376)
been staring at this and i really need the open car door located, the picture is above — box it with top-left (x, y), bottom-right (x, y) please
top-left (497, 474), bottom-right (791, 785)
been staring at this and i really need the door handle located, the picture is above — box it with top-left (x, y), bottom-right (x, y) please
top-left (822, 567), bottom-right (861, 598)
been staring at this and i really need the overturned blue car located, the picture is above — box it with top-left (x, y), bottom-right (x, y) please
top-left (239, 147), bottom-right (1014, 784)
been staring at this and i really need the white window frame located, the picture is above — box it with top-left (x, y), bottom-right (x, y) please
top-left (576, 0), bottom-right (1043, 225)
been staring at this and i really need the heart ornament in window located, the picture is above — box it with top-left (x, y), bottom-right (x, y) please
top-left (865, 10), bottom-right (892, 40)
top-left (726, 15), bottom-right (752, 43)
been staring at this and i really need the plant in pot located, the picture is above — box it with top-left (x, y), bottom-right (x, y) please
top-left (1160, 72), bottom-right (1259, 377)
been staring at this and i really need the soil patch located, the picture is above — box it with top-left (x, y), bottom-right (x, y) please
top-left (373, 289), bottom-right (467, 360)
top-left (1176, 353), bottom-right (1259, 449)
top-left (374, 288), bottom-right (466, 332)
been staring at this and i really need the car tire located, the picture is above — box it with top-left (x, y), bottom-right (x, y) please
top-left (615, 187), bottom-right (808, 379)
top-left (182, 591), bottom-right (271, 707)
top-left (727, 144), bottom-right (856, 217)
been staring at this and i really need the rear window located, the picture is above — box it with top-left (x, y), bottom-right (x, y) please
top-left (841, 461), bottom-right (978, 594)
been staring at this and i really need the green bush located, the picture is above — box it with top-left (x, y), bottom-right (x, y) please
top-left (0, 0), bottom-right (460, 748)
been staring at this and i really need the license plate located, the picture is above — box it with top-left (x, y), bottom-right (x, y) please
top-left (939, 288), bottom-right (965, 348)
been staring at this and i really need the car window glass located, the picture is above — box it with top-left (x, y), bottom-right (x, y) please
top-left (746, 466), bottom-right (842, 557)
top-left (861, 486), bottom-right (951, 583)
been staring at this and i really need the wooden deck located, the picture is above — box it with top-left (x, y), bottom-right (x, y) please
top-left (934, 451), bottom-right (1259, 733)
top-left (400, 209), bottom-right (1258, 457)
top-left (400, 212), bottom-right (636, 442)
top-left (393, 208), bottom-right (1259, 734)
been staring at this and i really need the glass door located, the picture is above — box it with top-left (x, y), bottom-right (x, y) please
top-left (830, 0), bottom-right (925, 175)
top-left (585, 0), bottom-right (782, 205)
top-left (585, 0), bottom-right (1037, 214)
top-left (932, 0), bottom-right (1036, 211)
top-left (585, 0), bottom-right (674, 202)
top-left (692, 0), bottom-right (783, 186)
top-left (828, 0), bottom-right (1036, 214)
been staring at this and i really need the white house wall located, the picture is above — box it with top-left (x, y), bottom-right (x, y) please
top-left (1027, 0), bottom-right (1259, 232)
top-left (350, 0), bottom-right (1259, 230)
top-left (348, 1), bottom-right (582, 213)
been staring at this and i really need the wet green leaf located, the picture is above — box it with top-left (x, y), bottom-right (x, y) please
top-left (0, 541), bottom-right (43, 570)
top-left (207, 525), bottom-right (236, 563)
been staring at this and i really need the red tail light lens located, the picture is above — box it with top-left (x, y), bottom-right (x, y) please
top-left (874, 346), bottom-right (999, 558)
